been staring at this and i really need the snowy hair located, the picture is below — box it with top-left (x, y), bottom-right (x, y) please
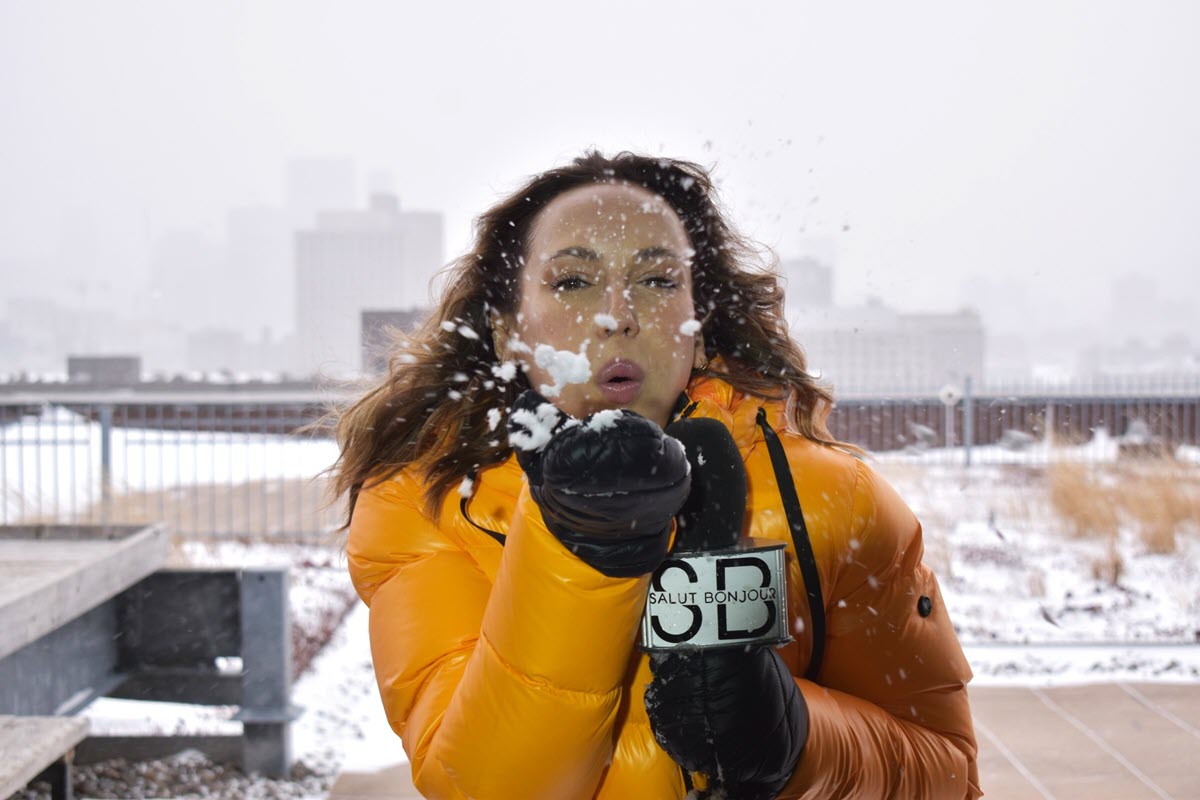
top-left (321, 150), bottom-right (849, 528)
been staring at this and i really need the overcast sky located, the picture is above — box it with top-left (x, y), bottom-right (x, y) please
top-left (2, 0), bottom-right (1197, 349)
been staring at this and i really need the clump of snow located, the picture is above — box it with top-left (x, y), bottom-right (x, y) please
top-left (587, 409), bottom-right (624, 432)
top-left (594, 312), bottom-right (619, 330)
top-left (679, 319), bottom-right (702, 336)
top-left (486, 408), bottom-right (502, 432)
top-left (534, 340), bottom-right (592, 398)
top-left (507, 337), bottom-right (532, 355)
top-left (456, 325), bottom-right (479, 340)
top-left (491, 361), bottom-right (518, 382)
top-left (439, 320), bottom-right (457, 332)
top-left (508, 402), bottom-right (565, 452)
top-left (458, 476), bottom-right (474, 498)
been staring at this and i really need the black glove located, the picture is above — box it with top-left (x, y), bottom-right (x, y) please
top-left (645, 647), bottom-right (809, 799)
top-left (506, 389), bottom-right (692, 577)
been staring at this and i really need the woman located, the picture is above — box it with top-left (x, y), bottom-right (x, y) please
top-left (332, 151), bottom-right (982, 799)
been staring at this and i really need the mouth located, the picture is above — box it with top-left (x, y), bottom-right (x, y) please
top-left (596, 358), bottom-right (645, 403)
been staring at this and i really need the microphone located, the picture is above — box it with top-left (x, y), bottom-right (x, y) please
top-left (639, 418), bottom-right (791, 652)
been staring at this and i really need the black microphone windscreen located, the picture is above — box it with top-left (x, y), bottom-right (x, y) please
top-left (662, 417), bottom-right (747, 552)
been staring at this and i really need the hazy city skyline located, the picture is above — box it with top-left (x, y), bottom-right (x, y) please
top-left (2, 1), bottom-right (1198, 377)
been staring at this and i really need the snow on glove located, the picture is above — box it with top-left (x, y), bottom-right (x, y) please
top-left (507, 388), bottom-right (692, 577)
top-left (645, 647), bottom-right (809, 799)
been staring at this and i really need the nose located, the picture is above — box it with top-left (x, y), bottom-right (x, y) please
top-left (598, 285), bottom-right (639, 337)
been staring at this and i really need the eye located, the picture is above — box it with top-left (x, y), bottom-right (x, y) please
top-left (642, 275), bottom-right (678, 289)
top-left (551, 274), bottom-right (591, 291)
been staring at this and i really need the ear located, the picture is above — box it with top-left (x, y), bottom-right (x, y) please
top-left (692, 334), bottom-right (708, 370)
top-left (491, 313), bottom-right (513, 361)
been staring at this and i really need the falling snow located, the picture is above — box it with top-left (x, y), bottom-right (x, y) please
top-left (594, 312), bottom-right (619, 330)
top-left (491, 361), bottom-right (517, 382)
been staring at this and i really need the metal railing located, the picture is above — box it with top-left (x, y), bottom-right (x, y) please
top-left (3, 376), bottom-right (1198, 533)
top-left (830, 375), bottom-right (1200, 467)
top-left (0, 392), bottom-right (343, 537)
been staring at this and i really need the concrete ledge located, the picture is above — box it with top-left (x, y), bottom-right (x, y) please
top-left (0, 523), bottom-right (168, 661)
top-left (0, 715), bottom-right (89, 798)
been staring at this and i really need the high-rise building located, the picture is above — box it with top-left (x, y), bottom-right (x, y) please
top-left (780, 256), bottom-right (834, 309)
top-left (792, 299), bottom-right (985, 394)
top-left (286, 158), bottom-right (356, 231)
top-left (295, 194), bottom-right (444, 378)
top-left (226, 206), bottom-right (292, 339)
top-left (149, 230), bottom-right (229, 332)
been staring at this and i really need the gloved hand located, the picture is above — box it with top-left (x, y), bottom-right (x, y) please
top-left (645, 647), bottom-right (809, 799)
top-left (506, 389), bottom-right (692, 577)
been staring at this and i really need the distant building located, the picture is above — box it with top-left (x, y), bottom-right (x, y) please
top-left (792, 299), bottom-right (985, 394)
top-left (184, 327), bottom-right (300, 375)
top-left (226, 206), bottom-right (292, 341)
top-left (67, 355), bottom-right (141, 387)
top-left (361, 309), bottom-right (429, 374)
top-left (780, 257), bottom-right (834, 309)
top-left (148, 231), bottom-right (228, 333)
top-left (295, 193), bottom-right (444, 378)
top-left (1079, 333), bottom-right (1199, 378)
top-left (287, 157), bottom-right (357, 231)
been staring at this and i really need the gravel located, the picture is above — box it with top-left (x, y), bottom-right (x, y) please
top-left (14, 749), bottom-right (332, 800)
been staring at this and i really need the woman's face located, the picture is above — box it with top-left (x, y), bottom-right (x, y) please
top-left (496, 182), bottom-right (703, 428)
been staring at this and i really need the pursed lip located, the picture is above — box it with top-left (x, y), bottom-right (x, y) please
top-left (596, 358), bottom-right (646, 386)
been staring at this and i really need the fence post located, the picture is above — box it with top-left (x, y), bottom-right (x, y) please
top-left (1044, 399), bottom-right (1055, 448)
top-left (964, 376), bottom-right (974, 468)
top-left (99, 404), bottom-right (113, 527)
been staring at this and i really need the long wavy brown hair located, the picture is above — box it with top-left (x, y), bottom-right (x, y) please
top-left (322, 150), bottom-right (854, 529)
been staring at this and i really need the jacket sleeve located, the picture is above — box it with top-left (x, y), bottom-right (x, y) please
top-left (346, 471), bottom-right (656, 800)
top-left (777, 457), bottom-right (982, 799)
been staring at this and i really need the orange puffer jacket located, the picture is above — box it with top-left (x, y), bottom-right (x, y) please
top-left (347, 371), bottom-right (982, 799)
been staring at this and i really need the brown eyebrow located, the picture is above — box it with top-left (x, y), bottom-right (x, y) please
top-left (547, 246), bottom-right (683, 262)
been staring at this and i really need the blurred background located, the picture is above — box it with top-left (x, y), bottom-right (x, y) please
top-left (2, 3), bottom-right (1199, 796)
top-left (2, 1), bottom-right (1197, 385)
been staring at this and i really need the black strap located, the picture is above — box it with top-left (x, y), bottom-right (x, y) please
top-left (756, 407), bottom-right (825, 681)
top-left (460, 471), bottom-right (506, 546)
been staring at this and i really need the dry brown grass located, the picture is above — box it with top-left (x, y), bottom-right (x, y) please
top-left (1047, 460), bottom-right (1200, 556)
top-left (1047, 463), bottom-right (1121, 540)
top-left (1114, 463), bottom-right (1200, 554)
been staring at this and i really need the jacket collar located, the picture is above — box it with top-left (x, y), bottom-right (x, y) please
top-left (672, 356), bottom-right (789, 451)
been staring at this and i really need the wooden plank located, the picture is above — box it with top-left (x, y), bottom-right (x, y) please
top-left (0, 715), bottom-right (89, 798)
top-left (971, 686), bottom-right (1161, 798)
top-left (1038, 685), bottom-right (1188, 799)
top-left (1120, 683), bottom-right (1200, 737)
top-left (973, 716), bottom-right (1057, 799)
top-left (0, 523), bottom-right (168, 661)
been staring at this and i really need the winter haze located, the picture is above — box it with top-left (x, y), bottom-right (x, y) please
top-left (1, 0), bottom-right (1198, 379)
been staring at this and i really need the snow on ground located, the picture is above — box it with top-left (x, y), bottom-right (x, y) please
top-left (874, 459), bottom-right (1200, 685)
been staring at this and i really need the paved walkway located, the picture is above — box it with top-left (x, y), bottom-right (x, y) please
top-left (328, 682), bottom-right (1200, 799)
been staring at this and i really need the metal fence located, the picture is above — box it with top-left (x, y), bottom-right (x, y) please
top-left (2, 377), bottom-right (1198, 534)
top-left (829, 375), bottom-right (1200, 467)
top-left (0, 392), bottom-right (343, 538)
